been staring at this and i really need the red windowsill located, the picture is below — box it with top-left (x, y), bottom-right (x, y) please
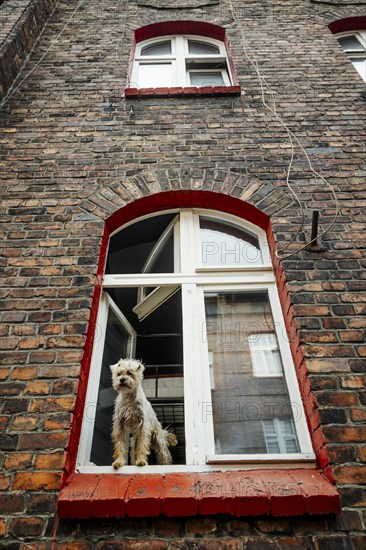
top-left (58, 469), bottom-right (340, 519)
top-left (124, 85), bottom-right (241, 98)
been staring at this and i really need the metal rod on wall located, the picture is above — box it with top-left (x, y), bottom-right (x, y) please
top-left (310, 210), bottom-right (319, 245)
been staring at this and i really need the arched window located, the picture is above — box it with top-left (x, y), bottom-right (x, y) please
top-left (131, 35), bottom-right (232, 88)
top-left (76, 206), bottom-right (314, 472)
top-left (125, 21), bottom-right (240, 95)
top-left (335, 31), bottom-right (366, 81)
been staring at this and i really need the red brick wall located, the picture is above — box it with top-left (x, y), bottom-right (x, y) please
top-left (0, 0), bottom-right (57, 101)
top-left (1, 0), bottom-right (365, 547)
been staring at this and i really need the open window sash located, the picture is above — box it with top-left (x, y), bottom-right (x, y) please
top-left (134, 216), bottom-right (179, 321)
top-left (76, 292), bottom-right (136, 468)
top-left (133, 285), bottom-right (180, 322)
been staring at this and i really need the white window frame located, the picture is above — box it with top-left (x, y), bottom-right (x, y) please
top-left (76, 209), bottom-right (315, 474)
top-left (130, 35), bottom-right (233, 88)
top-left (335, 31), bottom-right (366, 82)
top-left (134, 215), bottom-right (180, 320)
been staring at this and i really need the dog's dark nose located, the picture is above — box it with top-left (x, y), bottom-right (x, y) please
top-left (119, 378), bottom-right (127, 386)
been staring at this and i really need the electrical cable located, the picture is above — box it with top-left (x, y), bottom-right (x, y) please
top-left (0, 0), bottom-right (86, 111)
top-left (116, 0), bottom-right (132, 113)
top-left (228, 0), bottom-right (339, 259)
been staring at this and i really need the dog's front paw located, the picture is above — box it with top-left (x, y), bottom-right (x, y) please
top-left (135, 458), bottom-right (148, 467)
top-left (112, 459), bottom-right (125, 469)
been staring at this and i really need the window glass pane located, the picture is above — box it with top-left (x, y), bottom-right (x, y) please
top-left (141, 40), bottom-right (172, 56)
top-left (204, 292), bottom-right (300, 455)
top-left (190, 71), bottom-right (225, 86)
top-left (352, 59), bottom-right (366, 81)
top-left (139, 63), bottom-right (172, 88)
top-left (188, 40), bottom-right (220, 55)
top-left (262, 419), bottom-right (299, 454)
top-left (248, 333), bottom-right (282, 376)
top-left (107, 213), bottom-right (176, 274)
top-left (338, 36), bottom-right (364, 52)
top-left (200, 217), bottom-right (262, 266)
top-left (90, 308), bottom-right (133, 466)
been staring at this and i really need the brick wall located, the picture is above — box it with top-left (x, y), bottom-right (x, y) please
top-left (0, 0), bottom-right (57, 101)
top-left (1, 0), bottom-right (365, 547)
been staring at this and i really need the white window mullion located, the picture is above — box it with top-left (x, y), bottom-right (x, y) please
top-left (103, 271), bottom-right (275, 287)
top-left (175, 36), bottom-right (187, 86)
top-left (182, 283), bottom-right (206, 465)
top-left (179, 210), bottom-right (198, 274)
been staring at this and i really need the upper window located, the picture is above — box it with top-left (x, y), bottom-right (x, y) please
top-left (335, 31), bottom-right (366, 81)
top-left (130, 35), bottom-right (232, 89)
top-left (76, 208), bottom-right (315, 473)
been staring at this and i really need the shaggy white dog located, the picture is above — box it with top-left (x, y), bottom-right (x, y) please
top-left (110, 358), bottom-right (177, 468)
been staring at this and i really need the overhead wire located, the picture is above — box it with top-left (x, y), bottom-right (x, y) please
top-left (0, 0), bottom-right (339, 258)
top-left (0, 0), bottom-right (86, 111)
top-left (228, 0), bottom-right (339, 259)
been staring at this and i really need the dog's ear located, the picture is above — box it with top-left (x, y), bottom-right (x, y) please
top-left (110, 362), bottom-right (118, 373)
top-left (137, 361), bottom-right (145, 373)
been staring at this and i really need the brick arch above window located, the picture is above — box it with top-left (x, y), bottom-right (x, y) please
top-left (78, 168), bottom-right (299, 223)
top-left (59, 190), bottom-right (340, 519)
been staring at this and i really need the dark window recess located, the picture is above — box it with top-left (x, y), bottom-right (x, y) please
top-left (91, 288), bottom-right (184, 466)
top-left (142, 357), bottom-right (185, 465)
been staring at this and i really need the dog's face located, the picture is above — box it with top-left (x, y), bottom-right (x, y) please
top-left (110, 358), bottom-right (145, 393)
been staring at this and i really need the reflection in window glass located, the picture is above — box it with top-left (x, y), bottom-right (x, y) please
top-left (190, 72), bottom-right (225, 86)
top-left (141, 41), bottom-right (172, 56)
top-left (249, 333), bottom-right (282, 376)
top-left (262, 418), bottom-right (299, 454)
top-left (188, 40), bottom-right (220, 55)
top-left (204, 292), bottom-right (300, 455)
top-left (200, 218), bottom-right (262, 266)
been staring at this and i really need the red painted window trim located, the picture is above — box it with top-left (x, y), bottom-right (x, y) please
top-left (125, 86), bottom-right (241, 98)
top-left (125, 20), bottom-right (241, 98)
top-left (59, 190), bottom-right (340, 519)
top-left (135, 21), bottom-right (226, 43)
top-left (329, 16), bottom-right (366, 35)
